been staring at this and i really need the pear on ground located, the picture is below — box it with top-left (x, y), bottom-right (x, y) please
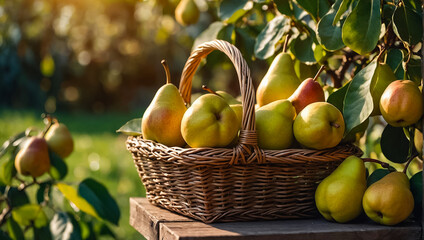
top-left (379, 80), bottom-right (423, 127)
top-left (175, 0), bottom-right (200, 26)
top-left (369, 63), bottom-right (397, 116)
top-left (142, 60), bottom-right (186, 147)
top-left (362, 171), bottom-right (414, 225)
top-left (181, 94), bottom-right (239, 148)
top-left (315, 156), bottom-right (367, 223)
top-left (288, 66), bottom-right (325, 114)
top-left (256, 52), bottom-right (301, 107)
top-left (15, 137), bottom-right (51, 177)
top-left (44, 122), bottom-right (74, 159)
top-left (255, 99), bottom-right (296, 150)
top-left (293, 102), bottom-right (345, 150)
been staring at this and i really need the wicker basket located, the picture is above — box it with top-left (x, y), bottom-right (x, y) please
top-left (127, 40), bottom-right (363, 223)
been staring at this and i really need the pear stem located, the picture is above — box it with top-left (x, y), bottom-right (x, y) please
top-left (161, 59), bottom-right (172, 84)
top-left (362, 158), bottom-right (392, 169)
top-left (282, 34), bottom-right (291, 53)
top-left (202, 85), bottom-right (223, 98)
top-left (41, 114), bottom-right (56, 138)
top-left (375, 45), bottom-right (385, 63)
top-left (313, 65), bottom-right (325, 82)
top-left (403, 152), bottom-right (419, 174)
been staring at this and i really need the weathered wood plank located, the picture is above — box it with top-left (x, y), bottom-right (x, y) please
top-left (130, 198), bottom-right (194, 240)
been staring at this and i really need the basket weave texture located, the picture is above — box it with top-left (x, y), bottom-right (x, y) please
top-left (127, 40), bottom-right (363, 223)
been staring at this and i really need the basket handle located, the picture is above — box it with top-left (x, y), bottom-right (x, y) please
top-left (179, 40), bottom-right (264, 164)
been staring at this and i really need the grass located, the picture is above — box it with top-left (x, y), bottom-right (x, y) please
top-left (0, 109), bottom-right (146, 239)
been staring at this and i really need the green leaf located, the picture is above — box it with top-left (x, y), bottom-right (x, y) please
top-left (37, 182), bottom-right (52, 204)
top-left (217, 24), bottom-right (235, 44)
top-left (254, 15), bottom-right (290, 59)
top-left (7, 216), bottom-right (24, 240)
top-left (94, 222), bottom-right (116, 238)
top-left (78, 178), bottom-right (120, 225)
top-left (343, 61), bottom-right (377, 136)
top-left (317, 0), bottom-right (345, 51)
top-left (0, 131), bottom-right (26, 159)
top-left (116, 118), bottom-right (142, 136)
top-left (327, 80), bottom-right (351, 112)
top-left (7, 187), bottom-right (29, 208)
top-left (0, 157), bottom-right (16, 185)
top-left (290, 33), bottom-right (316, 64)
top-left (56, 183), bottom-right (100, 219)
top-left (385, 48), bottom-right (405, 79)
top-left (367, 168), bottom-right (390, 187)
top-left (0, 230), bottom-right (12, 240)
top-left (274, 0), bottom-right (294, 16)
top-left (11, 204), bottom-right (48, 228)
top-left (294, 0), bottom-right (330, 21)
top-left (410, 171), bottom-right (422, 218)
top-left (333, 0), bottom-right (352, 25)
top-left (50, 212), bottom-right (82, 240)
top-left (406, 55), bottom-right (422, 85)
top-left (34, 226), bottom-right (52, 240)
top-left (381, 125), bottom-right (410, 163)
top-left (48, 151), bottom-right (68, 180)
top-left (235, 27), bottom-right (257, 58)
top-left (192, 22), bottom-right (225, 50)
top-left (392, 4), bottom-right (423, 45)
top-left (219, 0), bottom-right (249, 23)
top-left (342, 0), bottom-right (381, 55)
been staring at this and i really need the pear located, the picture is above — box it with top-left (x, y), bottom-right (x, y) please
top-left (293, 102), bottom-right (345, 150)
top-left (15, 137), bottom-right (51, 177)
top-left (369, 63), bottom-right (397, 116)
top-left (175, 0), bottom-right (200, 26)
top-left (363, 172), bottom-right (414, 225)
top-left (414, 129), bottom-right (423, 157)
top-left (315, 156), bottom-right (367, 223)
top-left (379, 80), bottom-right (423, 127)
top-left (142, 60), bottom-right (187, 147)
top-left (44, 122), bottom-right (74, 159)
top-left (288, 66), bottom-right (325, 114)
top-left (255, 99), bottom-right (296, 150)
top-left (181, 94), bottom-right (239, 148)
top-left (256, 52), bottom-right (301, 107)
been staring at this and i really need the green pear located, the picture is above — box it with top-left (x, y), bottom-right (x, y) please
top-left (379, 80), bottom-right (423, 127)
top-left (362, 171), bottom-right (414, 225)
top-left (15, 137), bottom-right (51, 177)
top-left (369, 63), bottom-right (397, 116)
top-left (315, 156), bottom-right (367, 223)
top-left (175, 0), bottom-right (200, 26)
top-left (255, 99), bottom-right (296, 150)
top-left (414, 129), bottom-right (423, 157)
top-left (256, 52), bottom-right (301, 107)
top-left (293, 102), bottom-right (345, 150)
top-left (181, 93), bottom-right (239, 148)
top-left (142, 60), bottom-right (187, 147)
top-left (216, 90), bottom-right (243, 128)
top-left (44, 122), bottom-right (74, 159)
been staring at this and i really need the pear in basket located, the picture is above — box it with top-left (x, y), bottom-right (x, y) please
top-left (255, 99), bottom-right (296, 150)
top-left (181, 93), bottom-right (239, 148)
top-left (141, 60), bottom-right (187, 147)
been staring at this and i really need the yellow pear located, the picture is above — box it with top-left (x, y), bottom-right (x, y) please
top-left (362, 171), bottom-right (414, 225)
top-left (369, 63), bottom-right (397, 116)
top-left (255, 99), bottom-right (296, 150)
top-left (256, 52), bottom-right (301, 107)
top-left (315, 156), bottom-right (367, 223)
top-left (142, 60), bottom-right (187, 147)
top-left (175, 0), bottom-right (200, 26)
top-left (44, 122), bottom-right (74, 159)
top-left (15, 137), bottom-right (51, 177)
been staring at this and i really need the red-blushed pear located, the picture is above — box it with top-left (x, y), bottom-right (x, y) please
top-left (15, 137), bottom-right (51, 178)
top-left (181, 93), bottom-right (239, 148)
top-left (141, 60), bottom-right (187, 147)
top-left (379, 80), bottom-right (423, 127)
top-left (44, 122), bottom-right (74, 159)
top-left (288, 66), bottom-right (326, 114)
top-left (293, 102), bottom-right (345, 150)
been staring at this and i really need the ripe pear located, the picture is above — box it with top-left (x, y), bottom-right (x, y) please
top-left (181, 94), bottom-right (239, 148)
top-left (255, 99), bottom-right (296, 150)
top-left (379, 80), bottom-right (423, 127)
top-left (142, 60), bottom-right (187, 147)
top-left (256, 52), bottom-right (301, 107)
top-left (44, 122), bottom-right (74, 159)
top-left (315, 156), bottom-right (367, 223)
top-left (216, 90), bottom-right (242, 128)
top-left (362, 171), bottom-right (414, 225)
top-left (414, 129), bottom-right (423, 157)
top-left (293, 102), bottom-right (345, 150)
top-left (288, 66), bottom-right (326, 114)
top-left (15, 137), bottom-right (51, 177)
top-left (369, 63), bottom-right (397, 116)
top-left (175, 0), bottom-right (200, 26)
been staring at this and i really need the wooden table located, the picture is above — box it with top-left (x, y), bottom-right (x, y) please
top-left (130, 198), bottom-right (422, 240)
